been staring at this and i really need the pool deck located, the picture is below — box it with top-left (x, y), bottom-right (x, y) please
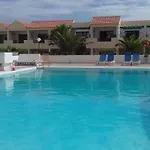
top-left (0, 64), bottom-right (150, 76)
top-left (47, 63), bottom-right (150, 69)
top-left (0, 66), bottom-right (36, 77)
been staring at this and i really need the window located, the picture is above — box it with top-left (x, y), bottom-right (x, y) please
top-left (125, 30), bottom-right (139, 38)
top-left (76, 32), bottom-right (89, 37)
top-left (0, 35), bottom-right (7, 43)
top-left (99, 31), bottom-right (115, 42)
top-left (38, 34), bottom-right (48, 43)
top-left (19, 34), bottom-right (27, 43)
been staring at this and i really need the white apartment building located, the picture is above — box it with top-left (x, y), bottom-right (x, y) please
top-left (0, 16), bottom-right (150, 55)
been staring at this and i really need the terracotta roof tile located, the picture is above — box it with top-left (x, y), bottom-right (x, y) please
top-left (91, 16), bottom-right (120, 25)
top-left (28, 20), bottom-right (74, 28)
top-left (0, 22), bottom-right (9, 28)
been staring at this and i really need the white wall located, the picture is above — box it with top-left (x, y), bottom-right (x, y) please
top-left (4, 53), bottom-right (14, 63)
top-left (47, 55), bottom-right (150, 64)
top-left (49, 55), bottom-right (100, 63)
top-left (12, 54), bottom-right (150, 64)
top-left (0, 53), bottom-right (14, 71)
top-left (18, 54), bottom-right (41, 62)
top-left (12, 56), bottom-right (19, 62)
top-left (0, 52), bottom-right (14, 64)
top-left (0, 53), bottom-right (5, 63)
top-left (48, 55), bottom-right (125, 63)
top-left (114, 55), bottom-right (124, 63)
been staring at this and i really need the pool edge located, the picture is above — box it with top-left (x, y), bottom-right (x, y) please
top-left (0, 67), bottom-right (36, 77)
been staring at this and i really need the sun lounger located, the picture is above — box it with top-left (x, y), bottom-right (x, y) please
top-left (124, 52), bottom-right (132, 65)
top-left (106, 53), bottom-right (115, 64)
top-left (97, 54), bottom-right (106, 65)
top-left (132, 53), bottom-right (140, 65)
top-left (16, 54), bottom-right (41, 66)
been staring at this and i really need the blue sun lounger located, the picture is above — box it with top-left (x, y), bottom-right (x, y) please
top-left (124, 52), bottom-right (132, 65)
top-left (107, 53), bottom-right (115, 64)
top-left (97, 54), bottom-right (106, 65)
top-left (132, 53), bottom-right (140, 65)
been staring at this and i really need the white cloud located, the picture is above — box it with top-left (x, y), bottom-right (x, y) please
top-left (0, 0), bottom-right (150, 22)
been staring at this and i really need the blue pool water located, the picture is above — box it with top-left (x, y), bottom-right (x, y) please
top-left (0, 68), bottom-right (150, 150)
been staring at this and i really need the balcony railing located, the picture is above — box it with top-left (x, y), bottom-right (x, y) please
top-left (13, 40), bottom-right (27, 43)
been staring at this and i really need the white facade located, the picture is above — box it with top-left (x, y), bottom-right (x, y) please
top-left (0, 53), bottom-right (14, 71)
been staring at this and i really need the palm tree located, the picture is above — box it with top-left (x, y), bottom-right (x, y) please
top-left (115, 35), bottom-right (144, 54)
top-left (49, 24), bottom-right (87, 55)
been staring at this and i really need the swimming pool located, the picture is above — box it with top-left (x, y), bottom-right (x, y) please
top-left (0, 68), bottom-right (150, 150)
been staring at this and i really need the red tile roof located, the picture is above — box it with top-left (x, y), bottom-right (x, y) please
top-left (0, 22), bottom-right (9, 28)
top-left (0, 16), bottom-right (121, 29)
top-left (28, 20), bottom-right (74, 28)
top-left (91, 16), bottom-right (120, 25)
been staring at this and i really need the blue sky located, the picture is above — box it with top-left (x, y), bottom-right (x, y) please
top-left (0, 0), bottom-right (150, 22)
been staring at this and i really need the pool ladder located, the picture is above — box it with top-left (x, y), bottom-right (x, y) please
top-left (35, 60), bottom-right (44, 69)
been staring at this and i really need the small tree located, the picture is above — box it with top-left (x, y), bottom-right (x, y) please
top-left (49, 24), bottom-right (87, 55)
top-left (115, 35), bottom-right (144, 54)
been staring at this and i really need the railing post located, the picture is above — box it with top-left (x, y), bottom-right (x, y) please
top-left (90, 48), bottom-right (94, 55)
top-left (90, 27), bottom-right (93, 38)
top-left (7, 31), bottom-right (10, 40)
top-left (144, 26), bottom-right (147, 37)
top-left (27, 30), bottom-right (31, 40)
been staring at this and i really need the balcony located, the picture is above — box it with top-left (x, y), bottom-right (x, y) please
top-left (0, 37), bottom-right (119, 50)
top-left (143, 37), bottom-right (150, 41)
top-left (86, 37), bottom-right (118, 49)
top-left (86, 37), bottom-right (97, 43)
top-left (0, 40), bottom-right (58, 49)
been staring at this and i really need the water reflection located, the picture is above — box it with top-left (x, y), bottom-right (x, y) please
top-left (1, 69), bottom-right (150, 101)
top-left (140, 98), bottom-right (150, 142)
top-left (0, 76), bottom-right (14, 95)
top-left (9, 69), bottom-right (150, 102)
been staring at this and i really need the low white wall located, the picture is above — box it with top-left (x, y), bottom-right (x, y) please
top-left (0, 53), bottom-right (5, 63)
top-left (4, 53), bottom-right (13, 63)
top-left (114, 55), bottom-right (124, 63)
top-left (12, 56), bottom-right (19, 62)
top-left (0, 53), bottom-right (14, 64)
top-left (48, 55), bottom-right (149, 64)
top-left (18, 54), bottom-right (41, 62)
top-left (13, 54), bottom-right (150, 64)
top-left (49, 55), bottom-right (99, 63)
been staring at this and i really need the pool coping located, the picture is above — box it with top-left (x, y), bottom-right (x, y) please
top-left (1, 65), bottom-right (150, 77)
top-left (0, 67), bottom-right (36, 77)
top-left (46, 65), bottom-right (150, 70)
